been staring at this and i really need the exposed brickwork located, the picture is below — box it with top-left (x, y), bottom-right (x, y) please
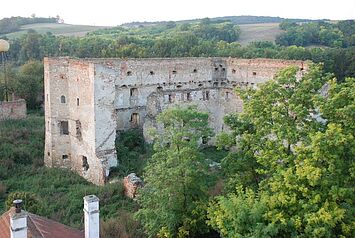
top-left (0, 99), bottom-right (26, 121)
top-left (124, 173), bottom-right (143, 198)
top-left (44, 57), bottom-right (307, 185)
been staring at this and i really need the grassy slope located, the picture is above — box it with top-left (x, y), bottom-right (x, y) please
top-left (238, 22), bottom-right (283, 45)
top-left (4, 23), bottom-right (108, 38)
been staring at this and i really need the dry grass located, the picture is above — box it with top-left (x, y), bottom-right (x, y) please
top-left (238, 23), bottom-right (283, 45)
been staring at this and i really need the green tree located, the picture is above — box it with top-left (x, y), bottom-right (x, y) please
top-left (208, 65), bottom-right (355, 237)
top-left (14, 60), bottom-right (44, 109)
top-left (136, 106), bottom-right (213, 237)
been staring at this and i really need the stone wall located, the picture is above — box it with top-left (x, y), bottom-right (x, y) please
top-left (0, 99), bottom-right (26, 121)
top-left (44, 57), bottom-right (307, 185)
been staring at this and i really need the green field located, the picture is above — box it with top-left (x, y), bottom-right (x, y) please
top-left (4, 23), bottom-right (108, 38)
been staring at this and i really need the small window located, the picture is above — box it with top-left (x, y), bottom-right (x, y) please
top-left (177, 84), bottom-right (182, 88)
top-left (253, 72), bottom-right (257, 76)
top-left (127, 71), bottom-right (132, 76)
top-left (47, 152), bottom-right (50, 156)
top-left (76, 120), bottom-right (82, 140)
top-left (202, 136), bottom-right (208, 145)
top-left (130, 88), bottom-right (138, 97)
top-left (203, 91), bottom-right (210, 101)
top-left (219, 64), bottom-right (223, 68)
top-left (60, 95), bottom-right (66, 103)
top-left (214, 67), bottom-right (218, 71)
top-left (150, 71), bottom-right (154, 75)
top-left (60, 121), bottom-right (69, 135)
top-left (186, 92), bottom-right (192, 101)
top-left (62, 155), bottom-right (68, 160)
top-left (193, 69), bottom-right (197, 73)
top-left (213, 82), bottom-right (218, 87)
top-left (157, 86), bottom-right (163, 90)
top-left (172, 70), bottom-right (177, 74)
top-left (131, 113), bottom-right (139, 127)
top-left (222, 68), bottom-right (226, 71)
top-left (225, 92), bottom-right (230, 100)
top-left (198, 83), bottom-right (203, 87)
top-left (232, 69), bottom-right (236, 74)
top-left (82, 156), bottom-right (89, 171)
top-left (77, 98), bottom-right (80, 106)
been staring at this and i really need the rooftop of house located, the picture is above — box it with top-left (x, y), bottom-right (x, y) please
top-left (0, 207), bottom-right (84, 238)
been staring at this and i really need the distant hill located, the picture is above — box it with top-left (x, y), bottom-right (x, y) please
top-left (120, 15), bottom-right (317, 28)
top-left (2, 23), bottom-right (107, 39)
top-left (0, 15), bottom-right (320, 44)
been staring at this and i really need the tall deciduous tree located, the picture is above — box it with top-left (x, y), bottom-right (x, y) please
top-left (208, 65), bottom-right (354, 237)
top-left (136, 106), bottom-right (213, 238)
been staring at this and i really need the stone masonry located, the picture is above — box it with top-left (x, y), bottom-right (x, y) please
top-left (44, 57), bottom-right (307, 185)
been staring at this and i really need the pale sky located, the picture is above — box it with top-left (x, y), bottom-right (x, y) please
top-left (1, 0), bottom-right (354, 26)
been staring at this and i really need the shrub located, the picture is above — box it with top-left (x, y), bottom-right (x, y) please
top-left (100, 210), bottom-right (145, 238)
top-left (5, 191), bottom-right (41, 214)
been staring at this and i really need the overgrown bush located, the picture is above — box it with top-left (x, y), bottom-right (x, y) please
top-left (5, 191), bottom-right (41, 214)
top-left (113, 129), bottom-right (151, 178)
top-left (101, 209), bottom-right (145, 238)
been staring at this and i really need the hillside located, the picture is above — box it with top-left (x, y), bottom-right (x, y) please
top-left (3, 23), bottom-right (107, 38)
top-left (1, 15), bottom-right (316, 42)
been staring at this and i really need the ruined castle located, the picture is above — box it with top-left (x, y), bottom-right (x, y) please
top-left (44, 57), bottom-right (306, 185)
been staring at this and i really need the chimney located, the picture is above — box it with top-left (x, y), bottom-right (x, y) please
top-left (10, 200), bottom-right (27, 238)
top-left (83, 195), bottom-right (99, 238)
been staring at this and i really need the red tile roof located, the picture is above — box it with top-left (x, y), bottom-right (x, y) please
top-left (0, 207), bottom-right (84, 238)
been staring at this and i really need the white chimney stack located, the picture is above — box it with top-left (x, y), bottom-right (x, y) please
top-left (10, 200), bottom-right (27, 238)
top-left (83, 195), bottom-right (100, 238)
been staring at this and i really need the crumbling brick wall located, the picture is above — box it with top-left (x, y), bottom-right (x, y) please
top-left (124, 173), bottom-right (143, 198)
top-left (0, 99), bottom-right (26, 121)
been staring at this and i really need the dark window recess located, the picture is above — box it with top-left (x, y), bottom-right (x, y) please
top-left (172, 70), bottom-right (177, 74)
top-left (225, 92), bottom-right (230, 100)
top-left (157, 86), bottom-right (163, 90)
top-left (131, 113), bottom-right (139, 127)
top-left (76, 120), bottom-right (82, 140)
top-left (193, 69), bottom-right (197, 73)
top-left (214, 67), bottom-right (218, 71)
top-left (232, 69), bottom-right (236, 74)
top-left (62, 155), bottom-right (68, 160)
top-left (150, 71), bottom-right (154, 75)
top-left (130, 88), bottom-right (138, 97)
top-left (60, 95), bottom-right (66, 103)
top-left (219, 64), bottom-right (223, 68)
top-left (213, 82), bottom-right (218, 87)
top-left (202, 136), bottom-right (208, 144)
top-left (186, 92), bottom-right (192, 101)
top-left (77, 98), bottom-right (80, 106)
top-left (82, 156), bottom-right (89, 171)
top-left (177, 84), bottom-right (182, 88)
top-left (60, 121), bottom-right (69, 135)
top-left (47, 152), bottom-right (50, 156)
top-left (222, 68), bottom-right (226, 71)
top-left (253, 72), bottom-right (257, 76)
top-left (198, 83), bottom-right (203, 87)
top-left (127, 71), bottom-right (132, 76)
top-left (203, 91), bottom-right (210, 101)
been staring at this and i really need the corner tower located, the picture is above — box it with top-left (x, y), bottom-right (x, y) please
top-left (44, 57), bottom-right (116, 185)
